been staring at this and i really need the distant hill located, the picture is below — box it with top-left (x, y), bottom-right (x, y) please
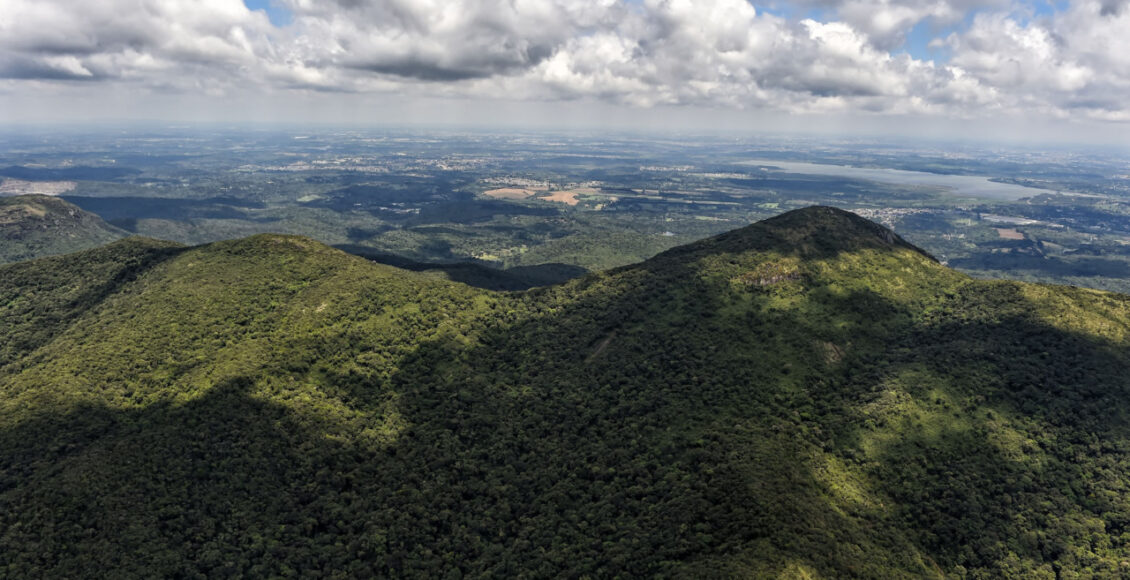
top-left (2, 207), bottom-right (1130, 577)
top-left (0, 194), bottom-right (127, 264)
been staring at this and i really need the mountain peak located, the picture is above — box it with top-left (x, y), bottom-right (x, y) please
top-left (4, 205), bottom-right (1130, 578)
top-left (661, 205), bottom-right (936, 262)
top-left (761, 205), bottom-right (930, 253)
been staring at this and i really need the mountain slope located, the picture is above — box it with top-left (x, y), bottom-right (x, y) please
top-left (2, 207), bottom-right (1130, 578)
top-left (0, 194), bottom-right (129, 264)
top-left (0, 236), bottom-right (182, 369)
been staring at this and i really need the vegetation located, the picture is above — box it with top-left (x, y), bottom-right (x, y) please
top-left (0, 195), bottom-right (127, 264)
top-left (7, 128), bottom-right (1130, 291)
top-left (2, 206), bottom-right (1130, 578)
top-left (334, 244), bottom-right (588, 291)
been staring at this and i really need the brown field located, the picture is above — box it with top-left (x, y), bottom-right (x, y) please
top-left (995, 228), bottom-right (1024, 240)
top-left (541, 191), bottom-right (580, 205)
top-left (540, 187), bottom-right (600, 206)
top-left (484, 188), bottom-right (535, 200)
top-left (0, 179), bottom-right (77, 196)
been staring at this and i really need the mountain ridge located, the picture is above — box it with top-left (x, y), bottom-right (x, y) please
top-left (2, 206), bottom-right (1130, 578)
top-left (0, 194), bottom-right (129, 264)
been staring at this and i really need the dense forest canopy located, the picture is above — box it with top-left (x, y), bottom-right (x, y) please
top-left (2, 206), bottom-right (1130, 578)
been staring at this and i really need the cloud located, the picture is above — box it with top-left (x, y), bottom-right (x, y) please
top-left (816, 0), bottom-right (1008, 49)
top-left (0, 0), bottom-right (274, 87)
top-left (0, 0), bottom-right (1127, 125)
top-left (277, 0), bottom-right (617, 85)
top-left (516, 0), bottom-right (994, 116)
top-left (1099, 0), bottom-right (1128, 16)
top-left (942, 0), bottom-right (1130, 119)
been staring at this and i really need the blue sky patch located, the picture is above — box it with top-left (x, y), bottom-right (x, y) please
top-left (902, 19), bottom-right (958, 63)
top-left (244, 0), bottom-right (293, 27)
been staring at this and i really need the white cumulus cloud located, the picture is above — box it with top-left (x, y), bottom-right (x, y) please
top-left (943, 1), bottom-right (1130, 119)
top-left (0, 0), bottom-right (1127, 126)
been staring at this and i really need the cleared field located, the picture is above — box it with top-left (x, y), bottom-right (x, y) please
top-left (996, 228), bottom-right (1024, 240)
top-left (541, 190), bottom-right (580, 205)
top-left (484, 188), bottom-right (536, 200)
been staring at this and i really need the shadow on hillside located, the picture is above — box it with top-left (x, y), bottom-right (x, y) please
top-left (842, 283), bottom-right (1130, 574)
top-left (64, 196), bottom-right (268, 224)
top-left (0, 252), bottom-right (928, 577)
top-left (0, 377), bottom-right (385, 577)
top-left (330, 252), bottom-right (952, 577)
top-left (0, 241), bottom-right (184, 368)
top-left (411, 251), bottom-right (1130, 576)
top-left (951, 253), bottom-right (1130, 278)
top-left (336, 243), bottom-right (588, 290)
top-left (4, 240), bottom-right (1130, 577)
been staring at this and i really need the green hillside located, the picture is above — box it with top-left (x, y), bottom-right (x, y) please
top-left (0, 195), bottom-right (128, 264)
top-left (2, 207), bottom-right (1130, 578)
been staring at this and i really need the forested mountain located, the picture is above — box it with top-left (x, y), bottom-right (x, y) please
top-left (2, 207), bottom-right (1130, 578)
top-left (0, 195), bottom-right (127, 264)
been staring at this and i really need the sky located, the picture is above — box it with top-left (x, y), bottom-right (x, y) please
top-left (1, 0), bottom-right (1129, 144)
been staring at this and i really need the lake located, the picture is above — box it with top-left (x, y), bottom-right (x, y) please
top-left (742, 159), bottom-right (1057, 201)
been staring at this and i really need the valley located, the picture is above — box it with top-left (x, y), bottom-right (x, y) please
top-left (3, 127), bottom-right (1130, 291)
